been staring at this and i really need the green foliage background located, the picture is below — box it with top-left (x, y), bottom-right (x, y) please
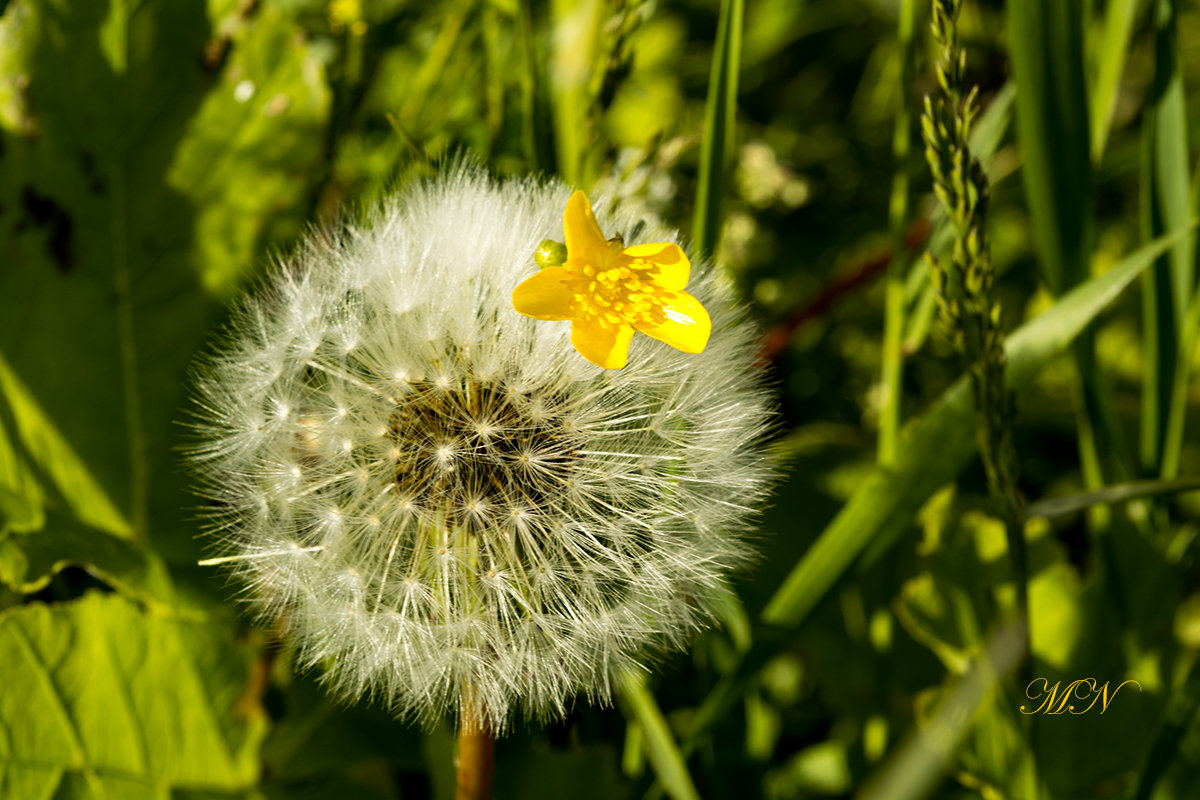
top-left (2, 0), bottom-right (1200, 797)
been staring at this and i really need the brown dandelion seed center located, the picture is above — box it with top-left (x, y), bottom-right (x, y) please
top-left (387, 379), bottom-right (578, 534)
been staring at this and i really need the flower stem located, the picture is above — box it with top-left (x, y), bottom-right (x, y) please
top-left (923, 0), bottom-right (1028, 626)
top-left (455, 711), bottom-right (495, 800)
top-left (878, 0), bottom-right (918, 466)
top-left (923, 7), bottom-right (1040, 789)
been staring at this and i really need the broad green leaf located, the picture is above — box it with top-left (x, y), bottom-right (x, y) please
top-left (0, 592), bottom-right (267, 799)
top-left (0, 353), bottom-right (129, 538)
top-left (692, 0), bottom-right (743, 258)
top-left (0, 513), bottom-right (175, 609)
top-left (0, 0), bottom-right (330, 558)
top-left (0, 0), bottom-right (217, 542)
top-left (168, 4), bottom-right (331, 298)
top-left (0, 409), bottom-right (43, 534)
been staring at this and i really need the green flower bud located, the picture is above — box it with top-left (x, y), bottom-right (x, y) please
top-left (534, 239), bottom-right (567, 269)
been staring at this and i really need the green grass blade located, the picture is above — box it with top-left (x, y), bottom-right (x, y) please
top-left (1162, 233), bottom-right (1200, 477)
top-left (1141, 133), bottom-right (1181, 474)
top-left (761, 228), bottom-right (1187, 629)
top-left (399, 5), bottom-right (469, 131)
top-left (692, 0), bottom-right (744, 258)
top-left (1151, 0), bottom-right (1194, 320)
top-left (1024, 476), bottom-right (1200, 519)
top-left (481, 4), bottom-right (505, 155)
top-left (550, 0), bottom-right (604, 184)
top-left (1010, 0), bottom-right (1134, 491)
top-left (878, 0), bottom-right (918, 465)
top-left (859, 625), bottom-right (1026, 800)
top-left (622, 719), bottom-right (646, 778)
top-left (617, 673), bottom-right (701, 800)
top-left (1132, 654), bottom-right (1200, 800)
top-left (1090, 0), bottom-right (1141, 161)
top-left (679, 230), bottom-right (1187, 744)
top-left (1008, 0), bottom-right (1093, 294)
top-left (516, 0), bottom-right (544, 171)
top-left (1146, 0), bottom-right (1194, 478)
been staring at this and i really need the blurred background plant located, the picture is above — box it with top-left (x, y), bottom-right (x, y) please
top-left (4, 0), bottom-right (1200, 798)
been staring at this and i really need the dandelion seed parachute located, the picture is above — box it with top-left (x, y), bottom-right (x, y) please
top-left (190, 167), bottom-right (773, 732)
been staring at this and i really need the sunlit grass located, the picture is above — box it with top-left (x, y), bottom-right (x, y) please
top-left (2, 0), bottom-right (1200, 797)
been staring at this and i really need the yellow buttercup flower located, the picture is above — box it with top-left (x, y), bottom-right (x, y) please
top-left (512, 191), bottom-right (711, 369)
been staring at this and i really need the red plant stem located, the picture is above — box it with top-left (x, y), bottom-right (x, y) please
top-left (757, 216), bottom-right (932, 365)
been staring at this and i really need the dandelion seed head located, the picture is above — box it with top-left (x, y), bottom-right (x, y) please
top-left (190, 168), bottom-right (773, 731)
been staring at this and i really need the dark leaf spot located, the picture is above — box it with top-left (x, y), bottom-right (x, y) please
top-left (79, 150), bottom-right (105, 195)
top-left (22, 566), bottom-right (114, 606)
top-left (201, 35), bottom-right (230, 72)
top-left (202, 0), bottom-right (258, 70)
top-left (19, 185), bottom-right (76, 274)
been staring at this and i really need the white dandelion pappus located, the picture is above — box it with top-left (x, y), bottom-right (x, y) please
top-left (190, 167), bottom-right (773, 732)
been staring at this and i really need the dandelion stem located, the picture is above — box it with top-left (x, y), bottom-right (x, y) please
top-left (454, 710), bottom-right (495, 800)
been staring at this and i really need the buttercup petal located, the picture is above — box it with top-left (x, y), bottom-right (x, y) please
top-left (516, 190), bottom-right (711, 368)
top-left (622, 242), bottom-right (690, 290)
top-left (512, 267), bottom-right (574, 320)
top-left (563, 191), bottom-right (609, 261)
top-left (635, 291), bottom-right (711, 354)
top-left (570, 317), bottom-right (636, 369)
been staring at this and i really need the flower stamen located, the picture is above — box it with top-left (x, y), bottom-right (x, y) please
top-left (512, 191), bottom-right (712, 369)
